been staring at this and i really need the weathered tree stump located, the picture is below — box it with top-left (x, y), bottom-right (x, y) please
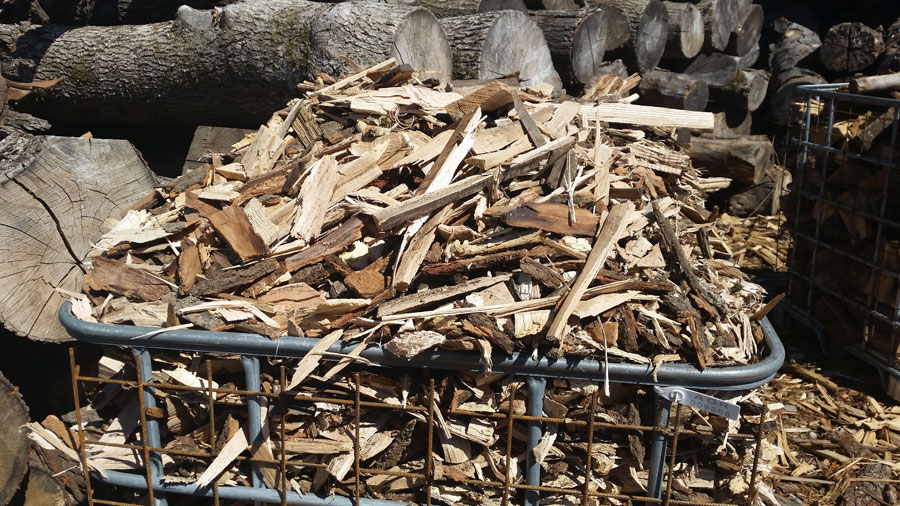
top-left (662, 1), bottom-right (703, 60)
top-left (1, 0), bottom-right (453, 126)
top-left (440, 11), bottom-right (561, 88)
top-left (0, 133), bottom-right (158, 342)
top-left (530, 9), bottom-right (607, 85)
top-left (820, 22), bottom-right (884, 73)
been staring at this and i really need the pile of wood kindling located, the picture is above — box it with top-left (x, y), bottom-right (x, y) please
top-left (43, 346), bottom-right (770, 505)
top-left (67, 59), bottom-right (772, 371)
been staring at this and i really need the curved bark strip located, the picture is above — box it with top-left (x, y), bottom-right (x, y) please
top-left (0, 135), bottom-right (158, 342)
top-left (662, 1), bottom-right (703, 60)
top-left (2, 0), bottom-right (453, 126)
top-left (589, 0), bottom-right (667, 73)
top-left (440, 11), bottom-right (562, 88)
top-left (530, 9), bottom-right (607, 85)
top-left (310, 3), bottom-right (452, 82)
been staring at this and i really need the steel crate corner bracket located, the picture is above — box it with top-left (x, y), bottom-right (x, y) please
top-left (60, 301), bottom-right (784, 506)
top-left (784, 83), bottom-right (900, 400)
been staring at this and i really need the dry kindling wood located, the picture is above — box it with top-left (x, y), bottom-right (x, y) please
top-left (820, 22), bottom-right (884, 73)
top-left (1, 0), bottom-right (453, 126)
top-left (588, 0), bottom-right (668, 73)
top-left (439, 11), bottom-right (561, 88)
top-left (529, 9), bottom-right (608, 85)
top-left (638, 70), bottom-right (709, 111)
top-left (662, 1), bottom-right (703, 60)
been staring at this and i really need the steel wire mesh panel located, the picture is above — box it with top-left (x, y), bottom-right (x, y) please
top-left (69, 346), bottom-right (764, 506)
top-left (783, 84), bottom-right (900, 395)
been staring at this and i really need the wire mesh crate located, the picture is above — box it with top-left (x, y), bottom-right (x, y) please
top-left (784, 83), bottom-right (900, 399)
top-left (60, 302), bottom-right (783, 506)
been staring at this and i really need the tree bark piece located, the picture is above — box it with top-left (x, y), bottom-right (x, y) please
top-left (725, 3), bottom-right (761, 57)
top-left (0, 370), bottom-right (29, 505)
top-left (588, 0), bottom-right (668, 73)
top-left (440, 11), bottom-right (562, 88)
top-left (685, 135), bottom-right (775, 184)
top-left (2, 0), bottom-right (452, 126)
top-left (697, 0), bottom-right (737, 52)
top-left (0, 135), bottom-right (157, 342)
top-left (709, 68), bottom-right (769, 112)
top-left (820, 22), bottom-right (884, 73)
top-left (662, 1), bottom-right (703, 60)
top-left (638, 70), bottom-right (709, 111)
top-left (529, 9), bottom-right (608, 85)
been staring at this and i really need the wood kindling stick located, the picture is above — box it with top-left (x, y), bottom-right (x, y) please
top-left (545, 201), bottom-right (635, 345)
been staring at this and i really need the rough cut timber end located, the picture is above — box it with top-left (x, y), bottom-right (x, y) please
top-left (440, 10), bottom-right (562, 89)
top-left (0, 370), bottom-right (29, 505)
top-left (0, 136), bottom-right (157, 342)
top-left (530, 9), bottom-right (608, 85)
top-left (662, 1), bottom-right (704, 60)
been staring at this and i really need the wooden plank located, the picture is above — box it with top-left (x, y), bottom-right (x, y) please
top-left (581, 103), bottom-right (715, 130)
top-left (545, 202), bottom-right (635, 343)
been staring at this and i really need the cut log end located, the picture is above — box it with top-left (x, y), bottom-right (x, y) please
top-left (572, 11), bottom-right (608, 83)
top-left (639, 70), bottom-right (709, 111)
top-left (663, 1), bottom-right (703, 60)
top-left (726, 3), bottom-right (762, 57)
top-left (820, 22), bottom-right (885, 73)
top-left (635, 0), bottom-right (669, 73)
top-left (392, 8), bottom-right (454, 82)
top-left (700, 0), bottom-right (736, 52)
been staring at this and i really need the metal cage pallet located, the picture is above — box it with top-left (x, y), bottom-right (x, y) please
top-left (60, 301), bottom-right (784, 506)
top-left (784, 83), bottom-right (900, 399)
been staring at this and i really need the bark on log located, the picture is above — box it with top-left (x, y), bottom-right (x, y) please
top-left (1, 0), bottom-right (452, 126)
top-left (697, 0), bottom-right (737, 52)
top-left (440, 11), bottom-right (562, 88)
top-left (662, 1), bottom-right (703, 60)
top-left (878, 45), bottom-right (900, 74)
top-left (693, 107), bottom-right (752, 138)
top-left (411, 0), bottom-right (526, 18)
top-left (709, 68), bottom-right (769, 112)
top-left (41, 0), bottom-right (221, 25)
top-left (0, 370), bottom-right (29, 504)
top-left (769, 67), bottom-right (826, 126)
top-left (0, 134), bottom-right (158, 342)
top-left (769, 21), bottom-right (822, 75)
top-left (685, 135), bottom-right (775, 184)
top-left (725, 3), bottom-right (762, 57)
top-left (820, 22), bottom-right (884, 73)
top-left (588, 0), bottom-right (668, 73)
top-left (529, 9), bottom-right (607, 85)
top-left (638, 70), bottom-right (709, 111)
top-left (683, 52), bottom-right (739, 87)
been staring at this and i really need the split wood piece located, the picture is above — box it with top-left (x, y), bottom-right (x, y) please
top-left (439, 11), bottom-right (562, 89)
top-left (503, 202), bottom-right (599, 236)
top-left (292, 103), bottom-right (323, 152)
top-left (445, 80), bottom-right (515, 121)
top-left (311, 3), bottom-right (452, 82)
top-left (819, 22), bottom-right (884, 73)
top-left (682, 52), bottom-right (739, 88)
top-left (207, 204), bottom-right (269, 262)
top-left (588, 0), bottom-right (668, 73)
top-left (662, 1), bottom-right (703, 60)
top-left (694, 107), bottom-right (751, 138)
top-left (581, 103), bottom-right (715, 130)
top-left (191, 258), bottom-right (279, 297)
top-left (287, 330), bottom-right (344, 390)
top-left (512, 94), bottom-right (548, 148)
top-left (781, 363), bottom-right (840, 394)
top-left (769, 68), bottom-right (827, 127)
top-left (687, 314), bottom-right (712, 370)
top-left (0, 371), bottom-right (29, 505)
top-left (422, 248), bottom-right (532, 276)
top-left (546, 201), bottom-right (634, 345)
top-left (685, 135), bottom-right (775, 184)
top-left (411, 0), bottom-right (526, 18)
top-left (291, 155), bottom-right (339, 243)
top-left (696, 0), bottom-right (737, 53)
top-left (0, 135), bottom-right (157, 342)
top-left (377, 274), bottom-right (511, 317)
top-left (849, 72), bottom-right (900, 94)
top-left (847, 105), bottom-right (897, 152)
top-left (650, 199), bottom-right (727, 318)
top-left (725, 3), bottom-right (762, 57)
top-left (1, 1), bottom-right (453, 125)
top-left (182, 126), bottom-right (255, 174)
top-left (638, 70), bottom-right (709, 111)
top-left (529, 9), bottom-right (608, 85)
top-left (709, 68), bottom-right (770, 112)
top-left (520, 257), bottom-right (566, 290)
top-left (393, 205), bottom-right (454, 291)
top-left (89, 257), bottom-right (172, 302)
top-left (284, 217), bottom-right (364, 272)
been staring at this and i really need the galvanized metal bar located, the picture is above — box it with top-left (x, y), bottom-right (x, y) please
top-left (646, 394), bottom-right (672, 500)
top-left (133, 348), bottom-right (167, 506)
top-left (242, 355), bottom-right (265, 499)
top-left (524, 376), bottom-right (546, 506)
top-left (59, 303), bottom-right (785, 392)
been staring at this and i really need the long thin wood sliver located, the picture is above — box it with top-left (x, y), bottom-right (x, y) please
top-left (545, 201), bottom-right (635, 342)
top-left (195, 426), bottom-right (248, 489)
top-left (513, 93), bottom-right (548, 148)
top-left (312, 58), bottom-right (395, 96)
top-left (287, 329), bottom-right (344, 391)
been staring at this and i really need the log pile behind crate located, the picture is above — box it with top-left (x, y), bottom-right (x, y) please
top-left (67, 59), bottom-right (771, 372)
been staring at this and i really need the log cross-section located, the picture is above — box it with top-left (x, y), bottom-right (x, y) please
top-left (589, 0), bottom-right (668, 73)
